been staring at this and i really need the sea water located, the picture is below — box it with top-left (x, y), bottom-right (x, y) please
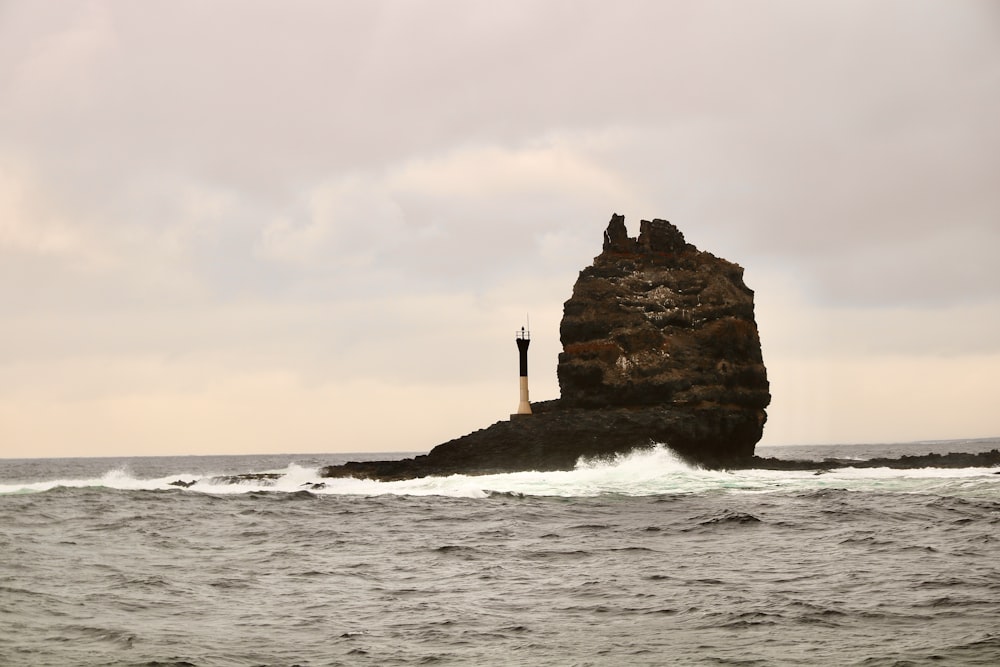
top-left (2, 440), bottom-right (1000, 666)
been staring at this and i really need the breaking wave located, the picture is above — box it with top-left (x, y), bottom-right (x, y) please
top-left (3, 446), bottom-right (999, 499)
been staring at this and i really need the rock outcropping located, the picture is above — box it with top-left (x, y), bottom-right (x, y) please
top-left (559, 214), bottom-right (769, 416)
top-left (322, 214), bottom-right (770, 481)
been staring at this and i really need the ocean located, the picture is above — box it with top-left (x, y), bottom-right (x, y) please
top-left (2, 439), bottom-right (1000, 666)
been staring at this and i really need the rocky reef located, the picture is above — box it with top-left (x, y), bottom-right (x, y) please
top-left (322, 214), bottom-right (770, 481)
top-left (749, 449), bottom-right (1000, 472)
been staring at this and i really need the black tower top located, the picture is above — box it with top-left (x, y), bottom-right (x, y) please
top-left (515, 327), bottom-right (530, 377)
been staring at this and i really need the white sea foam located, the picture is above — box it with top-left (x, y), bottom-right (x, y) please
top-left (2, 446), bottom-right (998, 498)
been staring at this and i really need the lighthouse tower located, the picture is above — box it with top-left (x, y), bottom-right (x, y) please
top-left (514, 326), bottom-right (532, 416)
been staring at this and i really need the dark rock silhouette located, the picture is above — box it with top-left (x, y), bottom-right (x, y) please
top-left (322, 214), bottom-right (770, 481)
top-left (558, 214), bottom-right (770, 417)
top-left (749, 449), bottom-right (1000, 471)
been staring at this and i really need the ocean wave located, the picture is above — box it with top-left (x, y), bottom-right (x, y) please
top-left (3, 446), bottom-right (999, 499)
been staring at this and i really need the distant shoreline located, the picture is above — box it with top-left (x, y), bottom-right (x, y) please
top-left (743, 449), bottom-right (1000, 471)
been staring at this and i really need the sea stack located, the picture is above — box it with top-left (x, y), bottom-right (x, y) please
top-left (321, 213), bottom-right (770, 481)
top-left (514, 326), bottom-right (532, 416)
top-left (558, 214), bottom-right (770, 417)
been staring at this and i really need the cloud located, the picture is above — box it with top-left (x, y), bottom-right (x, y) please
top-left (754, 272), bottom-right (1000, 360)
top-left (763, 353), bottom-right (1000, 446)
top-left (249, 137), bottom-right (634, 296)
top-left (388, 140), bottom-right (633, 201)
top-left (0, 165), bottom-right (111, 265)
top-left (256, 174), bottom-right (405, 269)
top-left (1, 1), bottom-right (998, 456)
top-left (0, 369), bottom-right (515, 458)
top-left (0, 1), bottom-right (116, 110)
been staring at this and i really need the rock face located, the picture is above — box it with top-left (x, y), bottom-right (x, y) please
top-left (559, 214), bottom-right (770, 419)
top-left (322, 214), bottom-right (770, 481)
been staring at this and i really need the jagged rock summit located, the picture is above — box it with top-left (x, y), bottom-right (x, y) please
top-left (559, 214), bottom-right (770, 414)
top-left (322, 214), bottom-right (770, 481)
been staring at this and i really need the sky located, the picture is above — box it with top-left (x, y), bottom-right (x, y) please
top-left (2, 1), bottom-right (999, 458)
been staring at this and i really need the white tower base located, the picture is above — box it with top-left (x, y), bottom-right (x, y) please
top-left (516, 376), bottom-right (531, 415)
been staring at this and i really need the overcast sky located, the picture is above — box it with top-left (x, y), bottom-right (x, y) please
top-left (2, 1), bottom-right (998, 458)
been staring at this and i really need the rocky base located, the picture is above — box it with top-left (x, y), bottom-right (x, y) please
top-left (320, 399), bottom-right (765, 481)
top-left (319, 445), bottom-right (1000, 483)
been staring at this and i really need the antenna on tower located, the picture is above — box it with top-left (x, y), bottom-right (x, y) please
top-left (516, 314), bottom-right (531, 341)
